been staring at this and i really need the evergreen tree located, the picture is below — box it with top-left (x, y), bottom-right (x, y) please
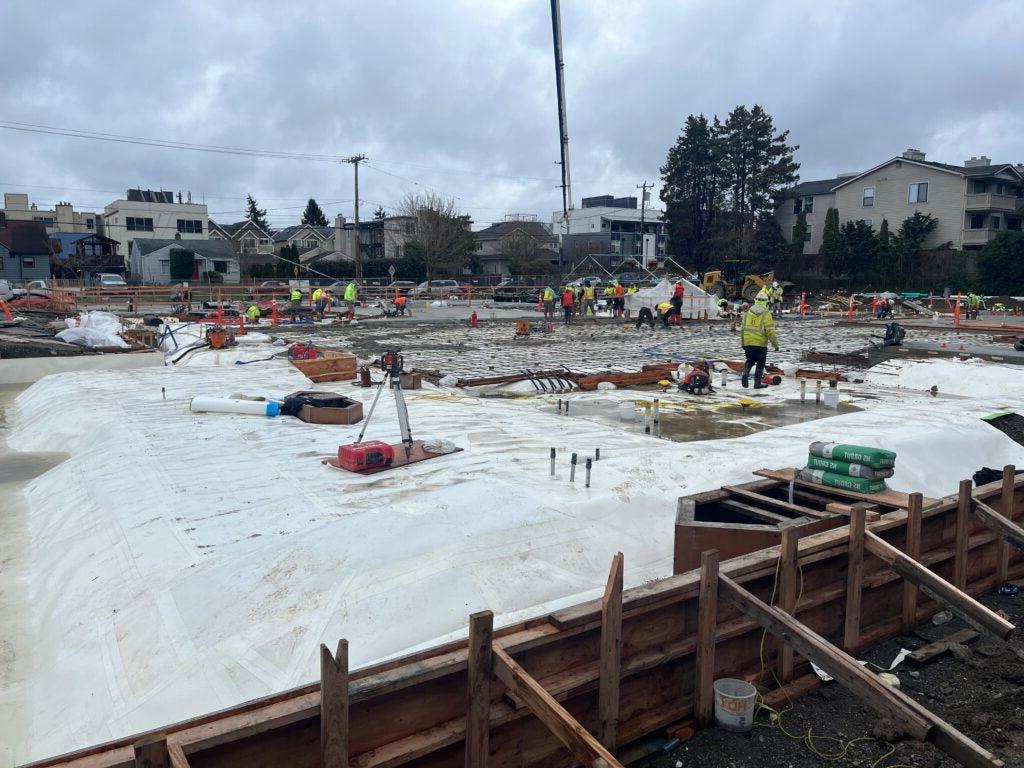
top-left (977, 232), bottom-right (1024, 294)
top-left (790, 212), bottom-right (808, 256)
top-left (245, 194), bottom-right (269, 231)
top-left (373, 206), bottom-right (388, 221)
top-left (892, 212), bottom-right (938, 288)
top-left (819, 208), bottom-right (843, 285)
top-left (660, 114), bottom-right (725, 269)
top-left (750, 210), bottom-right (788, 266)
top-left (840, 220), bottom-right (879, 288)
top-left (301, 198), bottom-right (328, 227)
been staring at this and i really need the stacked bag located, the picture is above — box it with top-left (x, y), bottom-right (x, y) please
top-left (798, 442), bottom-right (896, 494)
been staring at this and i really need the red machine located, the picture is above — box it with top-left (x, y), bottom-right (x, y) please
top-left (289, 342), bottom-right (318, 360)
top-left (337, 440), bottom-right (395, 471)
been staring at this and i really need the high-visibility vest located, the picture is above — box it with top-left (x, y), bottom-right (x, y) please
top-left (584, 286), bottom-right (595, 299)
top-left (290, 289), bottom-right (301, 301)
top-left (543, 288), bottom-right (554, 301)
top-left (344, 283), bottom-right (357, 301)
top-left (312, 288), bottom-right (324, 302)
top-left (246, 305), bottom-right (260, 320)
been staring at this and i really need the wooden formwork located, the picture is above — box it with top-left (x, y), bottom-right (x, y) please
top-left (25, 468), bottom-right (1024, 768)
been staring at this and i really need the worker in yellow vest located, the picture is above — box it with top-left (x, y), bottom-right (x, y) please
top-left (245, 303), bottom-right (261, 323)
top-left (290, 286), bottom-right (302, 312)
top-left (311, 286), bottom-right (326, 318)
top-left (542, 285), bottom-right (556, 321)
top-left (582, 280), bottom-right (596, 319)
top-left (740, 291), bottom-right (780, 388)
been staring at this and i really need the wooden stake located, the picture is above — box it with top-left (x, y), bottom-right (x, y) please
top-left (719, 574), bottom-right (931, 740)
top-left (598, 553), bottom-right (623, 752)
top-left (844, 505), bottom-right (866, 650)
top-left (493, 647), bottom-right (623, 768)
top-left (972, 498), bottom-right (1024, 551)
top-left (954, 480), bottom-right (972, 589)
top-left (465, 611), bottom-right (494, 768)
top-left (167, 741), bottom-right (190, 768)
top-left (320, 640), bottom-right (349, 768)
top-left (777, 526), bottom-right (798, 683)
top-left (133, 733), bottom-right (170, 768)
top-left (865, 531), bottom-right (1014, 641)
top-left (998, 465), bottom-right (1016, 584)
top-left (694, 549), bottom-right (719, 728)
top-left (901, 493), bottom-right (923, 634)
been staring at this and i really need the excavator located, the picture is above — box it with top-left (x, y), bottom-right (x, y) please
top-left (700, 260), bottom-right (775, 302)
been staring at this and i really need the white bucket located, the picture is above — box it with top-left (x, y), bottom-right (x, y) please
top-left (618, 402), bottom-right (635, 421)
top-left (822, 389), bottom-right (839, 409)
top-left (713, 678), bottom-right (757, 732)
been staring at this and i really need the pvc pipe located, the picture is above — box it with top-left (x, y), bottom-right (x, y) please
top-left (189, 395), bottom-right (279, 417)
top-left (585, 458), bottom-right (592, 488)
top-left (815, 380), bottom-right (822, 405)
top-left (800, 379), bottom-right (806, 403)
top-left (550, 447), bottom-right (556, 477)
top-left (570, 453), bottom-right (578, 482)
top-left (653, 398), bottom-right (660, 427)
top-left (595, 447), bottom-right (601, 461)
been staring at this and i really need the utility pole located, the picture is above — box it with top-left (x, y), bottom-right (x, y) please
top-left (637, 181), bottom-right (652, 269)
top-left (344, 154), bottom-right (367, 279)
top-left (550, 0), bottom-right (572, 277)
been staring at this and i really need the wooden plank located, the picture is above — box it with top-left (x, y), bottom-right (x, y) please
top-left (718, 498), bottom-right (790, 525)
top-left (320, 640), bottom-right (349, 768)
top-left (901, 494), bottom-right (923, 634)
top-left (721, 485), bottom-right (830, 519)
top-left (754, 467), bottom-right (936, 507)
top-left (718, 574), bottom-right (932, 740)
top-left (844, 506), bottom-right (866, 650)
top-left (492, 648), bottom-right (623, 768)
top-left (132, 735), bottom-right (169, 768)
top-left (865, 531), bottom-right (1014, 640)
top-left (777, 526), bottom-right (798, 683)
top-left (694, 550), bottom-right (719, 728)
top-left (598, 553), bottom-right (623, 752)
top-left (955, 480), bottom-right (972, 589)
top-left (972, 498), bottom-right (1024, 552)
top-left (998, 465), bottom-right (1017, 583)
top-left (908, 629), bottom-right (979, 665)
top-left (465, 611), bottom-right (494, 768)
top-left (166, 742), bottom-right (188, 768)
top-left (825, 502), bottom-right (881, 522)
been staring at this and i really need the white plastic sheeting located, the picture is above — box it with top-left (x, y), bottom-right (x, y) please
top-left (54, 311), bottom-right (129, 348)
top-left (4, 359), bottom-right (1024, 762)
top-left (623, 278), bottom-right (720, 319)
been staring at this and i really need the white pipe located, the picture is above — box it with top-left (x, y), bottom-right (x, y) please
top-left (189, 396), bottom-right (280, 417)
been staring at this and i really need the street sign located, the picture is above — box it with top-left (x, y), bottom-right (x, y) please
top-left (388, 265), bottom-right (396, 278)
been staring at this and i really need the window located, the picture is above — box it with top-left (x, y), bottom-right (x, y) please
top-left (22, 256), bottom-right (35, 268)
top-left (213, 260), bottom-right (228, 273)
top-left (158, 259), bottom-right (170, 274)
top-left (803, 196), bottom-right (814, 214)
top-left (862, 187), bottom-right (875, 207)
top-left (995, 182), bottom-right (1005, 195)
top-left (85, 218), bottom-right (94, 230)
top-left (972, 180), bottom-right (987, 194)
top-left (126, 217), bottom-right (153, 231)
top-left (793, 198), bottom-right (802, 214)
top-left (176, 219), bottom-right (202, 233)
top-left (862, 219), bottom-right (873, 227)
top-left (970, 214), bottom-right (985, 229)
top-left (305, 238), bottom-right (319, 249)
top-left (241, 237), bottom-right (257, 252)
top-left (33, 216), bottom-right (56, 225)
top-left (908, 182), bottom-right (928, 203)
top-left (611, 240), bottom-right (621, 254)
top-left (804, 223), bottom-right (813, 242)
top-left (258, 238), bottom-right (270, 246)
top-left (992, 216), bottom-right (1001, 230)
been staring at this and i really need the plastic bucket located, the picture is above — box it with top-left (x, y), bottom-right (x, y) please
top-left (618, 402), bottom-right (635, 421)
top-left (713, 678), bottom-right (757, 732)
top-left (822, 389), bottom-right (839, 409)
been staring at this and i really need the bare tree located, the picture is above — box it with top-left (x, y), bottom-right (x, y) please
top-left (500, 230), bottom-right (539, 275)
top-left (397, 192), bottom-right (475, 280)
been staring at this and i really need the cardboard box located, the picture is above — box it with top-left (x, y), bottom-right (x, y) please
top-left (287, 391), bottom-right (364, 424)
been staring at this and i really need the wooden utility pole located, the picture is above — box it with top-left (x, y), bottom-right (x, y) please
top-left (345, 155), bottom-right (367, 279)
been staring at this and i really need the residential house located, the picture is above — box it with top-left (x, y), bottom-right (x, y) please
top-left (2, 192), bottom-right (99, 234)
top-left (103, 189), bottom-right (209, 264)
top-left (272, 223), bottom-right (335, 255)
top-left (473, 217), bottom-right (559, 277)
top-left (129, 238), bottom-right (241, 284)
top-left (208, 218), bottom-right (275, 277)
top-left (775, 149), bottom-right (1024, 254)
top-left (553, 194), bottom-right (667, 271)
top-left (50, 232), bottom-right (122, 281)
top-left (0, 215), bottom-right (53, 281)
top-left (360, 215), bottom-right (417, 261)
top-left (297, 216), bottom-right (358, 267)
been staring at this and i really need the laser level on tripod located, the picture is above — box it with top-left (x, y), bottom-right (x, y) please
top-left (337, 349), bottom-right (413, 470)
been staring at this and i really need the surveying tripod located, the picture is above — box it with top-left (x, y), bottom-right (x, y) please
top-left (355, 349), bottom-right (414, 460)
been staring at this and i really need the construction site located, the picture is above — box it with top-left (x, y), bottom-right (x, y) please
top-left (2, 277), bottom-right (1024, 768)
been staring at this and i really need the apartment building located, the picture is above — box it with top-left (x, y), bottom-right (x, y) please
top-left (1, 193), bottom-right (99, 235)
top-left (776, 149), bottom-right (1024, 252)
top-left (554, 194), bottom-right (666, 270)
top-left (103, 189), bottom-right (209, 263)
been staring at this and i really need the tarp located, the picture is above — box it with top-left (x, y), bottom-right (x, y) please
top-left (623, 278), bottom-right (719, 319)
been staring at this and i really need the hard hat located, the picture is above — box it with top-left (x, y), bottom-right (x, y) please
top-left (772, 280), bottom-right (779, 287)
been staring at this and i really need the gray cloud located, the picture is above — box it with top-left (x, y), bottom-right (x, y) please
top-left (0, 0), bottom-right (1020, 228)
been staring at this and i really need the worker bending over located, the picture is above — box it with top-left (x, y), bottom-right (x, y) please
top-left (245, 303), bottom-right (261, 323)
top-left (740, 291), bottom-right (780, 388)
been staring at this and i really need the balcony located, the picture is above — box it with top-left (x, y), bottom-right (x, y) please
top-left (964, 193), bottom-right (1022, 212)
top-left (962, 228), bottom-right (999, 247)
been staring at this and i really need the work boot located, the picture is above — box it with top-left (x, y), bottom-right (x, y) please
top-left (753, 382), bottom-right (767, 389)
top-left (741, 373), bottom-right (749, 388)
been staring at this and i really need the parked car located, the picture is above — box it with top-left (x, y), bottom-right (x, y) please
top-left (567, 277), bottom-right (604, 292)
top-left (386, 280), bottom-right (417, 292)
top-left (247, 280), bottom-right (291, 296)
top-left (493, 280), bottom-right (540, 303)
top-left (12, 279), bottom-right (49, 296)
top-left (413, 279), bottom-right (466, 297)
top-left (0, 279), bottom-right (13, 301)
top-left (96, 273), bottom-right (128, 288)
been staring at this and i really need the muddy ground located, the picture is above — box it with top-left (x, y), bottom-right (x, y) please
top-left (635, 591), bottom-right (1024, 768)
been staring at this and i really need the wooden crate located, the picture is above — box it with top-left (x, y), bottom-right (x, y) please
top-left (291, 350), bottom-right (358, 381)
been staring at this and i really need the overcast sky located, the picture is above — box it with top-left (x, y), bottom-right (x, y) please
top-left (1, 0), bottom-right (1021, 229)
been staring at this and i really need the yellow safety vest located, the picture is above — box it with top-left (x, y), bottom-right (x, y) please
top-left (584, 286), bottom-right (595, 299)
top-left (543, 288), bottom-right (554, 301)
top-left (312, 288), bottom-right (324, 301)
top-left (290, 289), bottom-right (301, 301)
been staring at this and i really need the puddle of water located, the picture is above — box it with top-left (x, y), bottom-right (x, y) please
top-left (552, 395), bottom-right (860, 442)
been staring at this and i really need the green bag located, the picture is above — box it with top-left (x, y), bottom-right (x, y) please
top-left (798, 467), bottom-right (888, 494)
top-left (808, 442), bottom-right (896, 470)
top-left (807, 454), bottom-right (894, 480)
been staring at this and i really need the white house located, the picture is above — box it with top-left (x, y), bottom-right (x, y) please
top-left (103, 189), bottom-right (209, 265)
top-left (130, 238), bottom-right (240, 284)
